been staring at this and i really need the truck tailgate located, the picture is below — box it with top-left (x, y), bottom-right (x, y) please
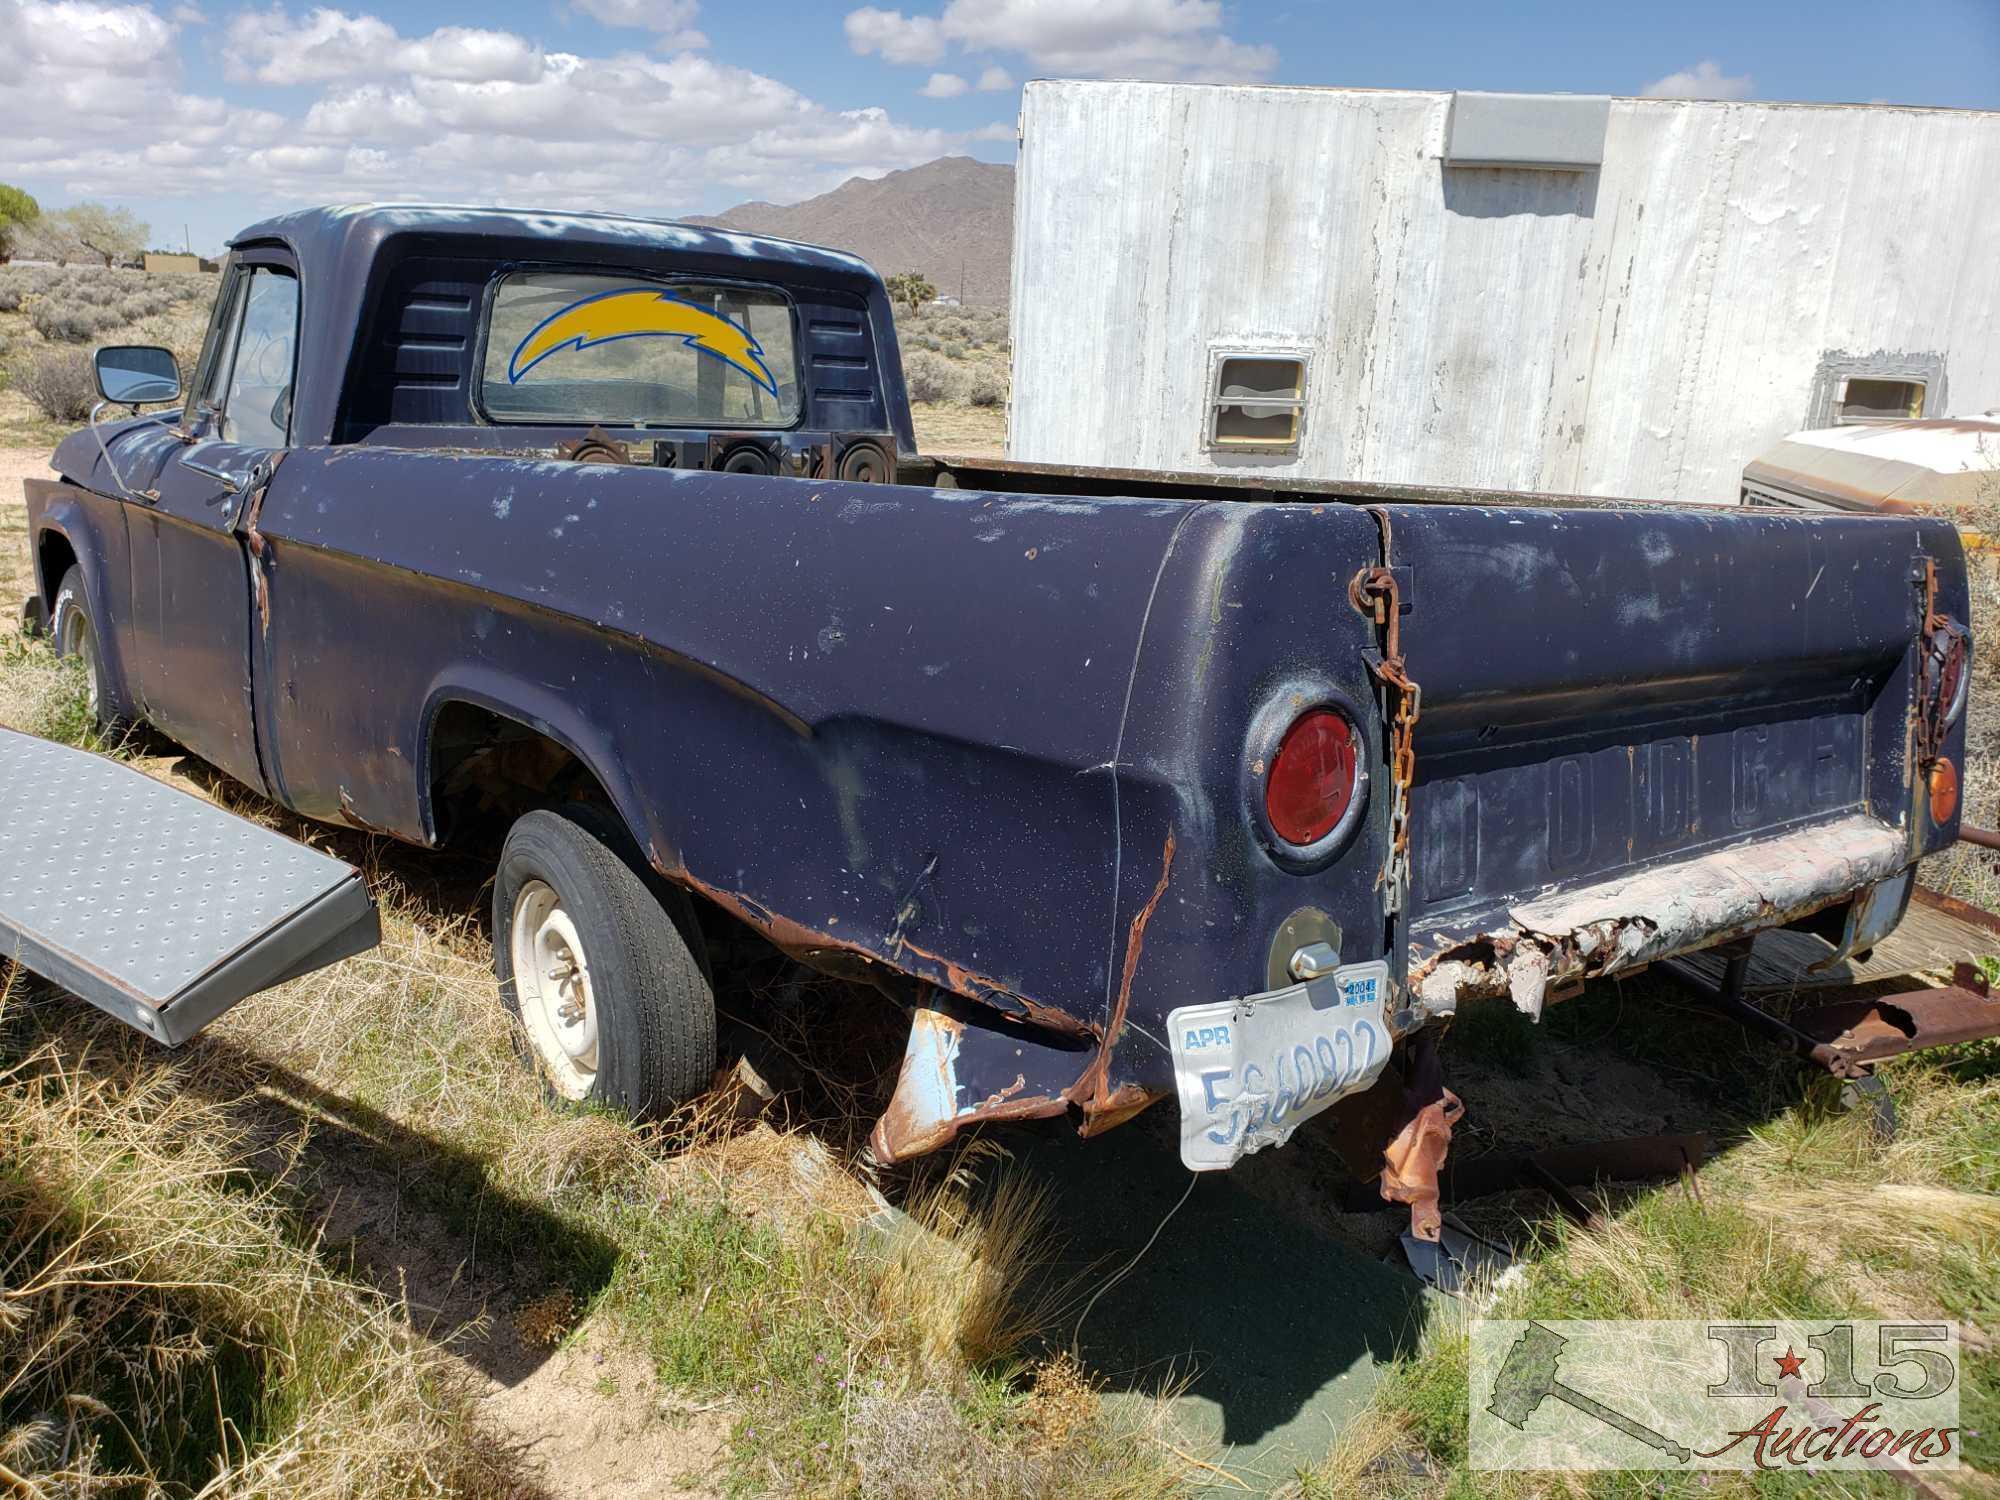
top-left (0, 726), bottom-right (380, 1042)
top-left (1387, 505), bottom-right (1963, 1003)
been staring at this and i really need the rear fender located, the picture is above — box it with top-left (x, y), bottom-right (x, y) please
top-left (416, 673), bottom-right (657, 857)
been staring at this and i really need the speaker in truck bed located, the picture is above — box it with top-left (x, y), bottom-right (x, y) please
top-left (708, 435), bottom-right (781, 475)
top-left (836, 439), bottom-right (891, 484)
top-left (720, 444), bottom-right (775, 475)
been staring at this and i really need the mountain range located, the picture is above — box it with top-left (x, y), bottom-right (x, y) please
top-left (686, 155), bottom-right (1015, 306)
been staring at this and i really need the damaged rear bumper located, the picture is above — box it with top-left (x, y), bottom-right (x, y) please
top-left (1410, 813), bottom-right (1911, 1018)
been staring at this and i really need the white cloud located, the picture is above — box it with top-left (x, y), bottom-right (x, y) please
top-left (1641, 59), bottom-right (1755, 100)
top-left (919, 71), bottom-right (967, 97)
top-left (16, 0), bottom-right (176, 70)
top-left (1, 0), bottom-right (1006, 223)
top-left (844, 6), bottom-right (945, 65)
top-left (567, 0), bottom-right (705, 49)
top-left (843, 0), bottom-right (1274, 83)
top-left (224, 8), bottom-right (546, 85)
top-left (975, 64), bottom-right (1012, 91)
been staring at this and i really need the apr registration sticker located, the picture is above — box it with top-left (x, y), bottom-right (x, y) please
top-left (1167, 960), bottom-right (1392, 1172)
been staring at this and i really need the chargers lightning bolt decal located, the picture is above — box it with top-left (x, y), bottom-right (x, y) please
top-left (508, 288), bottom-right (779, 395)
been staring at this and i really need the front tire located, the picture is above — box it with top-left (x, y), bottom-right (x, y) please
top-left (50, 565), bottom-right (134, 737)
top-left (493, 805), bottom-right (716, 1115)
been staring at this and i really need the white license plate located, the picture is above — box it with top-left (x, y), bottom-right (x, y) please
top-left (1168, 960), bottom-right (1392, 1172)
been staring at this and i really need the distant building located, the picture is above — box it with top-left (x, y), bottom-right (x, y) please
top-left (929, 295), bottom-right (961, 308)
top-left (143, 252), bottom-right (202, 274)
top-left (1008, 81), bottom-right (2000, 503)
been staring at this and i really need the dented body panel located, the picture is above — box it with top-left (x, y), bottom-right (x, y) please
top-left (21, 205), bottom-right (1973, 1171)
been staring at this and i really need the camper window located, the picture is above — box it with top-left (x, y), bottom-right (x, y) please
top-left (1210, 354), bottom-right (1307, 451)
top-left (1837, 377), bottom-right (1926, 424)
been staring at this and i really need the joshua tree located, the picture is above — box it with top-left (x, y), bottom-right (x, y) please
top-left (885, 270), bottom-right (938, 315)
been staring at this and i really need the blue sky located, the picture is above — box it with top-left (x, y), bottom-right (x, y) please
top-left (6, 0), bottom-right (1997, 254)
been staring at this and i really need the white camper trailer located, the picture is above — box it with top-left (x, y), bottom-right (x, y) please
top-left (1005, 81), bottom-right (2000, 503)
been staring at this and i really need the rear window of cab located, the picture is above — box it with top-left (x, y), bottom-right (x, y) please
top-left (478, 270), bottom-right (800, 427)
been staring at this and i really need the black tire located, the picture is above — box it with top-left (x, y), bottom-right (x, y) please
top-left (493, 804), bottom-right (716, 1115)
top-left (49, 565), bottom-right (134, 737)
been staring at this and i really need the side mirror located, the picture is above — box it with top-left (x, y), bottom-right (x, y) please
top-left (94, 345), bottom-right (182, 407)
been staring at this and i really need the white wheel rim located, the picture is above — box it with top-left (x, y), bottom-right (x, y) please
top-left (62, 609), bottom-right (100, 719)
top-left (510, 878), bottom-right (599, 1099)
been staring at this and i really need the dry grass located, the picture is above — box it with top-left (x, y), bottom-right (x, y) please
top-left (0, 971), bottom-right (526, 1499)
top-left (1294, 1045), bottom-right (2000, 1499)
top-left (874, 1140), bottom-right (1075, 1379)
top-left (909, 401), bottom-right (1005, 458)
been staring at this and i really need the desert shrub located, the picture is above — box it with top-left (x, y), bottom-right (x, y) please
top-left (943, 340), bottom-right (967, 360)
top-left (118, 287), bottom-right (175, 321)
top-left (967, 368), bottom-right (1006, 408)
top-left (0, 286), bottom-right (21, 313)
top-left (170, 273), bottom-right (218, 305)
top-left (904, 350), bottom-right (965, 404)
top-left (9, 265), bottom-right (59, 297)
top-left (30, 295), bottom-right (118, 343)
top-left (12, 345), bottom-right (96, 420)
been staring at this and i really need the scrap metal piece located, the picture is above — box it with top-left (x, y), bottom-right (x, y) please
top-left (1341, 1131), bottom-right (1711, 1218)
top-left (1672, 934), bottom-right (2000, 1075)
top-left (1790, 965), bottom-right (2000, 1064)
top-left (1382, 1094), bottom-right (1462, 1243)
top-left (1401, 1216), bottom-right (1514, 1297)
top-left (1378, 1034), bottom-right (1462, 1243)
top-left (1669, 938), bottom-right (1873, 1079)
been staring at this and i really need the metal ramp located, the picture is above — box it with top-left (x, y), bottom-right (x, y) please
top-left (0, 726), bottom-right (379, 1044)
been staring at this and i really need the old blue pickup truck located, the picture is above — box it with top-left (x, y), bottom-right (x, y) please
top-left (15, 206), bottom-right (1977, 1235)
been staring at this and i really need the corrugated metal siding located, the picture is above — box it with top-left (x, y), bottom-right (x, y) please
top-left (1008, 81), bottom-right (2000, 502)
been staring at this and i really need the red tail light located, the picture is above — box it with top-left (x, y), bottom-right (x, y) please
top-left (1265, 708), bottom-right (1358, 846)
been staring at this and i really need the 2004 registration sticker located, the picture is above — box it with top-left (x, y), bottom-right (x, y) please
top-left (1167, 960), bottom-right (1392, 1172)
